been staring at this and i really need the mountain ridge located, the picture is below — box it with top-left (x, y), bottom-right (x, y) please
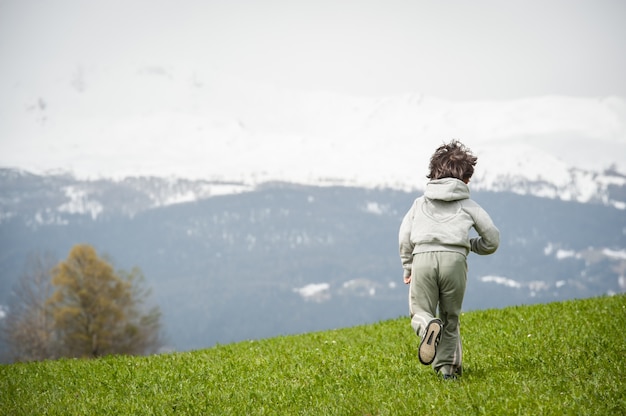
top-left (1, 171), bottom-right (625, 352)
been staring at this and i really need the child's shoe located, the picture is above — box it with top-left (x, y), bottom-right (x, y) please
top-left (418, 318), bottom-right (443, 365)
top-left (436, 365), bottom-right (461, 380)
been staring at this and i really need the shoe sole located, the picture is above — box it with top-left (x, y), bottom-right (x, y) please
top-left (419, 319), bottom-right (443, 365)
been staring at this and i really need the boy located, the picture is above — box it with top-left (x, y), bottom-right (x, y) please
top-left (398, 140), bottom-right (499, 379)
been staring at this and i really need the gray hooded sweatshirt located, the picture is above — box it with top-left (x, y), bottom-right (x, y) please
top-left (399, 177), bottom-right (500, 278)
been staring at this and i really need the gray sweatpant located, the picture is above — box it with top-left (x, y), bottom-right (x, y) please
top-left (409, 251), bottom-right (467, 376)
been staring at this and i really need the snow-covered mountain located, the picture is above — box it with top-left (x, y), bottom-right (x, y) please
top-left (1, 64), bottom-right (626, 208)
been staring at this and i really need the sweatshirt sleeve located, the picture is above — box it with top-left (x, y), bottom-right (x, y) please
top-left (469, 203), bottom-right (500, 255)
top-left (398, 202), bottom-right (416, 278)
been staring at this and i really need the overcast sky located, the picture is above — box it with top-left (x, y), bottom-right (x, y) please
top-left (1, 0), bottom-right (625, 101)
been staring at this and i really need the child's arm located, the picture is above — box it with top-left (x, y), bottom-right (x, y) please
top-left (470, 205), bottom-right (500, 255)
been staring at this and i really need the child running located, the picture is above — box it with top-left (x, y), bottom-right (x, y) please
top-left (398, 139), bottom-right (500, 379)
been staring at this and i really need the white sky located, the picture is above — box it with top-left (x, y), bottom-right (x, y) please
top-left (1, 0), bottom-right (625, 101)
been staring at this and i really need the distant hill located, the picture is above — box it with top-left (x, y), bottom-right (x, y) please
top-left (1, 171), bottom-right (624, 354)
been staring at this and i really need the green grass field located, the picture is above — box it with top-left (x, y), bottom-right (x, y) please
top-left (2, 294), bottom-right (625, 415)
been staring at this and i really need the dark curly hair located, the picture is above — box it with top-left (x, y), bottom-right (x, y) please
top-left (427, 140), bottom-right (477, 182)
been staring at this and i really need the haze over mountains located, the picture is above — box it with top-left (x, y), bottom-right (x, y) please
top-left (1, 64), bottom-right (625, 208)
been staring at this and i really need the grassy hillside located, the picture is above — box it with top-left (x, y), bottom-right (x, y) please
top-left (2, 294), bottom-right (625, 415)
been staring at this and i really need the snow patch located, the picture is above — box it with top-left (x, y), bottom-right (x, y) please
top-left (556, 249), bottom-right (578, 260)
top-left (341, 278), bottom-right (378, 297)
top-left (293, 283), bottom-right (330, 302)
top-left (546, 244), bottom-right (626, 262)
top-left (602, 248), bottom-right (626, 260)
top-left (612, 201), bottom-right (626, 210)
top-left (58, 186), bottom-right (103, 219)
top-left (480, 275), bottom-right (555, 296)
top-left (480, 275), bottom-right (522, 288)
top-left (32, 209), bottom-right (69, 226)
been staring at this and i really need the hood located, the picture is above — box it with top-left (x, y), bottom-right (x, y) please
top-left (424, 178), bottom-right (470, 201)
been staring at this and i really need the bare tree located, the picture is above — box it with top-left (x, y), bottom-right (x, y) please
top-left (0, 252), bottom-right (59, 362)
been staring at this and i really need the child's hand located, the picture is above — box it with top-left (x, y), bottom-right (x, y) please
top-left (403, 275), bottom-right (411, 284)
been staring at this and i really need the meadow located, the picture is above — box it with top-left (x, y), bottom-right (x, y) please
top-left (2, 294), bottom-right (625, 415)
